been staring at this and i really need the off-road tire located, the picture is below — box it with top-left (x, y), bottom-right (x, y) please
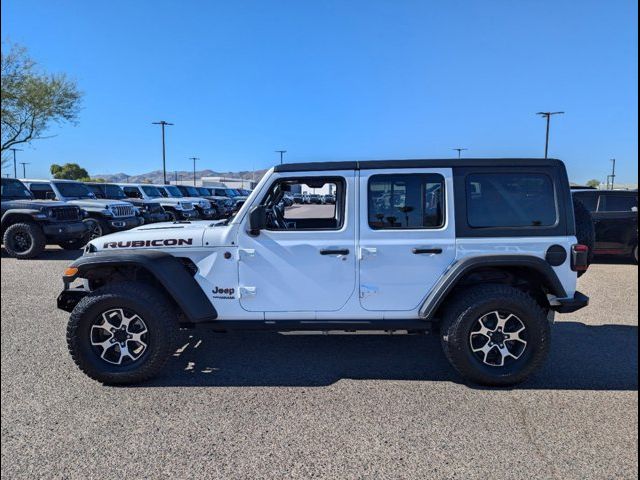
top-left (573, 197), bottom-right (595, 276)
top-left (440, 284), bottom-right (550, 387)
top-left (67, 282), bottom-right (179, 385)
top-left (83, 217), bottom-right (110, 240)
top-left (632, 244), bottom-right (638, 264)
top-left (2, 222), bottom-right (47, 259)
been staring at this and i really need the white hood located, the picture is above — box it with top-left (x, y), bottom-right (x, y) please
top-left (87, 221), bottom-right (222, 251)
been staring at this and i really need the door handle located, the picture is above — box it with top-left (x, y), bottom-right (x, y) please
top-left (320, 249), bottom-right (350, 256)
top-left (359, 247), bottom-right (378, 259)
top-left (412, 248), bottom-right (443, 255)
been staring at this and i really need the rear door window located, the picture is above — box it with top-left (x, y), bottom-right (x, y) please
top-left (466, 173), bottom-right (557, 228)
top-left (368, 174), bottom-right (445, 229)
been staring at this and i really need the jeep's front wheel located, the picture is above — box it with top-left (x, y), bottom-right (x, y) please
top-left (66, 282), bottom-right (179, 385)
top-left (440, 284), bottom-right (550, 386)
top-left (2, 222), bottom-right (47, 259)
top-left (83, 218), bottom-right (109, 240)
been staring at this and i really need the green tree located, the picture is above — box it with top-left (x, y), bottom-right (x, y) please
top-left (1, 41), bottom-right (82, 154)
top-left (50, 163), bottom-right (90, 181)
top-left (586, 179), bottom-right (601, 188)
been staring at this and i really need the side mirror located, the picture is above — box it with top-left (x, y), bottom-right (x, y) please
top-left (248, 205), bottom-right (266, 236)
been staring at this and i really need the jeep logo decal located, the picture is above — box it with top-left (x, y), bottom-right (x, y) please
top-left (212, 286), bottom-right (235, 299)
top-left (102, 238), bottom-right (194, 248)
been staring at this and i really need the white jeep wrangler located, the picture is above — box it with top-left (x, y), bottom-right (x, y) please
top-left (58, 159), bottom-right (591, 386)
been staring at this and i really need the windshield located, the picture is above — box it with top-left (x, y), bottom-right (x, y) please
top-left (1, 179), bottom-right (33, 199)
top-left (54, 182), bottom-right (94, 199)
top-left (225, 189), bottom-right (238, 197)
top-left (88, 184), bottom-right (127, 199)
top-left (197, 187), bottom-right (211, 196)
top-left (141, 186), bottom-right (163, 198)
top-left (163, 186), bottom-right (183, 197)
top-left (181, 186), bottom-right (200, 196)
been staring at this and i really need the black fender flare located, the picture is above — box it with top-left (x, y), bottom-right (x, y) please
top-left (419, 255), bottom-right (568, 320)
top-left (60, 250), bottom-right (217, 323)
top-left (1, 209), bottom-right (39, 229)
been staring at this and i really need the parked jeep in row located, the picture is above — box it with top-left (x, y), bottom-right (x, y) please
top-left (173, 185), bottom-right (233, 219)
top-left (118, 183), bottom-right (199, 221)
top-left (85, 183), bottom-right (171, 224)
top-left (155, 185), bottom-right (216, 220)
top-left (1, 178), bottom-right (88, 259)
top-left (23, 179), bottom-right (141, 241)
top-left (572, 188), bottom-right (638, 263)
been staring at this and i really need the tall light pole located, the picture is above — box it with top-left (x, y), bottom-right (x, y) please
top-left (536, 111), bottom-right (564, 159)
top-left (152, 120), bottom-right (174, 184)
top-left (19, 162), bottom-right (30, 178)
top-left (9, 148), bottom-right (22, 178)
top-left (453, 148), bottom-right (467, 159)
top-left (189, 157), bottom-right (200, 186)
top-left (607, 158), bottom-right (616, 190)
top-left (275, 150), bottom-right (287, 165)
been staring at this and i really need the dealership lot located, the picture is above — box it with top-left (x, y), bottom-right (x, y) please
top-left (1, 251), bottom-right (637, 479)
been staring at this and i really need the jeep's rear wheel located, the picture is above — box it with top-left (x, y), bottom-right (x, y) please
top-left (2, 222), bottom-right (46, 259)
top-left (66, 282), bottom-right (179, 385)
top-left (440, 284), bottom-right (550, 386)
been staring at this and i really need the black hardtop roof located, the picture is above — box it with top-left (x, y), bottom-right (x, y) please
top-left (273, 158), bottom-right (565, 173)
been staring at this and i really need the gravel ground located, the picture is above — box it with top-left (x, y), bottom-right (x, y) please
top-left (1, 249), bottom-right (637, 479)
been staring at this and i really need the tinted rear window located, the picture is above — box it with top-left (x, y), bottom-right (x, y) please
top-left (599, 194), bottom-right (638, 212)
top-left (466, 173), bottom-right (557, 228)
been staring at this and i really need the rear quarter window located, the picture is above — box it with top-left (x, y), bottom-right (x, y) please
top-left (598, 194), bottom-right (638, 212)
top-left (466, 173), bottom-right (558, 228)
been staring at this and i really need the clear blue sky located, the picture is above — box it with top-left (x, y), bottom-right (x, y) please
top-left (2, 0), bottom-right (638, 183)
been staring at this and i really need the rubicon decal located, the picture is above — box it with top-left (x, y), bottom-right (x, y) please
top-left (103, 238), bottom-right (194, 248)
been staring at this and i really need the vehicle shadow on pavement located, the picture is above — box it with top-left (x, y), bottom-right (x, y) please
top-left (144, 322), bottom-right (638, 391)
top-left (592, 255), bottom-right (637, 265)
top-left (1, 247), bottom-right (83, 261)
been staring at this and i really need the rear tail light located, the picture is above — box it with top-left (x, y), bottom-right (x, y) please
top-left (571, 244), bottom-right (590, 272)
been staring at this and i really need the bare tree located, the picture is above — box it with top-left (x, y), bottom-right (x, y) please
top-left (1, 41), bottom-right (82, 154)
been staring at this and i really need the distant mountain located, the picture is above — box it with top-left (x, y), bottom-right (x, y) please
top-left (93, 168), bottom-right (268, 185)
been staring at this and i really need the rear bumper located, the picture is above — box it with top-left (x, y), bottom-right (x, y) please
top-left (551, 291), bottom-right (590, 314)
top-left (42, 221), bottom-right (88, 240)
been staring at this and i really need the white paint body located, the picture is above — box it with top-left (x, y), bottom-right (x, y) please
top-left (89, 167), bottom-right (579, 322)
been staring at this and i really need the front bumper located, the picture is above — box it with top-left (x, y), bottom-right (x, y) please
top-left (551, 291), bottom-right (590, 314)
top-left (178, 209), bottom-right (199, 220)
top-left (107, 216), bottom-right (143, 231)
top-left (142, 211), bottom-right (171, 223)
top-left (42, 221), bottom-right (89, 240)
top-left (197, 207), bottom-right (217, 220)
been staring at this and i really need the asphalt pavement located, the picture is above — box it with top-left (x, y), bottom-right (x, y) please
top-left (1, 249), bottom-right (637, 479)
